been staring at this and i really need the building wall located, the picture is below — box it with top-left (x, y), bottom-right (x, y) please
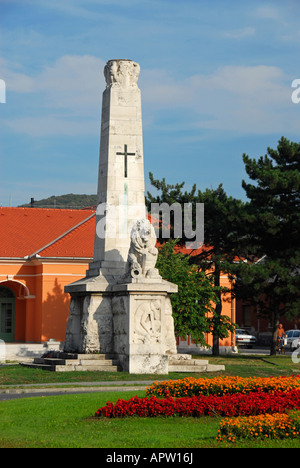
top-left (236, 300), bottom-right (300, 336)
top-left (0, 259), bottom-right (90, 343)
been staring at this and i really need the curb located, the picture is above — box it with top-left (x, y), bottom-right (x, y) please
top-left (0, 385), bottom-right (148, 395)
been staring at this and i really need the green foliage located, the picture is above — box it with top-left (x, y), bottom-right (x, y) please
top-left (234, 137), bottom-right (300, 353)
top-left (156, 239), bottom-right (220, 346)
top-left (147, 176), bottom-right (242, 354)
top-left (242, 136), bottom-right (300, 261)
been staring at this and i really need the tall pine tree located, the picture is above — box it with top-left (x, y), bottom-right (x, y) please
top-left (236, 137), bottom-right (300, 354)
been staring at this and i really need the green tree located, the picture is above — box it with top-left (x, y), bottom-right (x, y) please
top-left (236, 137), bottom-right (300, 355)
top-left (194, 185), bottom-right (245, 355)
top-left (147, 176), bottom-right (241, 355)
top-left (156, 239), bottom-right (219, 347)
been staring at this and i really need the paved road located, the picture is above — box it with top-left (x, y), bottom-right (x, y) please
top-left (0, 380), bottom-right (157, 401)
top-left (239, 345), bottom-right (295, 355)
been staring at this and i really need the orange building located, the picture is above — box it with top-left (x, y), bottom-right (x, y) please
top-left (0, 207), bottom-right (95, 344)
top-left (0, 207), bottom-right (235, 351)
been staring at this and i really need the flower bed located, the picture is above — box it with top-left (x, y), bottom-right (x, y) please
top-left (217, 411), bottom-right (300, 443)
top-left (95, 389), bottom-right (300, 419)
top-left (145, 375), bottom-right (300, 398)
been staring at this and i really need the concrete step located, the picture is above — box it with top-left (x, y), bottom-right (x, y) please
top-left (54, 364), bottom-right (119, 372)
top-left (206, 364), bottom-right (225, 372)
top-left (168, 364), bottom-right (208, 372)
top-left (76, 354), bottom-right (116, 360)
top-left (42, 353), bottom-right (115, 360)
top-left (168, 358), bottom-right (209, 366)
top-left (34, 357), bottom-right (119, 366)
top-left (21, 361), bottom-right (120, 372)
top-left (21, 352), bottom-right (225, 374)
top-left (168, 357), bottom-right (225, 373)
top-left (77, 359), bottom-right (118, 366)
top-left (21, 352), bottom-right (121, 372)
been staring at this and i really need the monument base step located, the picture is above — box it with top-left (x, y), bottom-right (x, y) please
top-left (167, 354), bottom-right (225, 373)
top-left (20, 352), bottom-right (121, 372)
top-left (20, 352), bottom-right (225, 374)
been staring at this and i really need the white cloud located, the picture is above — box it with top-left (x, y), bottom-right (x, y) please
top-left (141, 65), bottom-right (296, 135)
top-left (36, 55), bottom-right (105, 110)
top-left (3, 55), bottom-right (106, 136)
top-left (6, 55), bottom-right (106, 110)
top-left (3, 57), bottom-right (298, 138)
top-left (0, 58), bottom-right (35, 93)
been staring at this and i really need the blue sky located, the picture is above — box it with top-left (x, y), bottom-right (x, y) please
top-left (0, 0), bottom-right (300, 206)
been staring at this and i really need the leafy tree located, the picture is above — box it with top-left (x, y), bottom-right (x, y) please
top-left (235, 137), bottom-right (300, 355)
top-left (147, 176), bottom-right (241, 355)
top-left (156, 239), bottom-right (219, 347)
top-left (193, 185), bottom-right (245, 355)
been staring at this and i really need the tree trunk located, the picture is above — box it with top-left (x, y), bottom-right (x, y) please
top-left (270, 304), bottom-right (280, 356)
top-left (212, 266), bottom-right (221, 356)
top-left (212, 326), bottom-right (220, 356)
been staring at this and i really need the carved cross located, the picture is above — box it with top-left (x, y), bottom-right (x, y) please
top-left (116, 144), bottom-right (136, 178)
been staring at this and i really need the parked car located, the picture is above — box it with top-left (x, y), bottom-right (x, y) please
top-left (235, 329), bottom-right (257, 348)
top-left (285, 330), bottom-right (300, 351)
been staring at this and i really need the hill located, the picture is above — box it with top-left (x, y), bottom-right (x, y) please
top-left (20, 194), bottom-right (97, 209)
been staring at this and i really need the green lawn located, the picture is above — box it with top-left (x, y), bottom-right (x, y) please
top-left (0, 390), bottom-right (300, 448)
top-left (0, 354), bottom-right (300, 448)
top-left (1, 354), bottom-right (299, 387)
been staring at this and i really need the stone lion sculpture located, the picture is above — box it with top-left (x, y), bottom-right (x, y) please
top-left (127, 219), bottom-right (160, 279)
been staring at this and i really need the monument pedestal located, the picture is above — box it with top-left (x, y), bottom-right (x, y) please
top-left (112, 279), bottom-right (177, 374)
top-left (64, 277), bottom-right (178, 374)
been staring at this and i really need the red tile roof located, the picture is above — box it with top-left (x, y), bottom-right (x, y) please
top-left (0, 207), bottom-right (95, 258)
top-left (0, 207), bottom-right (208, 260)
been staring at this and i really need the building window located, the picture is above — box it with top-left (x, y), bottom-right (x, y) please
top-left (243, 305), bottom-right (252, 328)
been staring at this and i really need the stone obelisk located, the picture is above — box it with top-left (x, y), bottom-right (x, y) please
top-left (88, 59), bottom-right (146, 280)
top-left (64, 59), bottom-right (178, 373)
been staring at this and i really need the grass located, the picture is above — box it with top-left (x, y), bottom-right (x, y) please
top-left (0, 354), bottom-right (300, 448)
top-left (0, 391), bottom-right (218, 448)
top-left (0, 390), bottom-right (300, 448)
top-left (1, 354), bottom-right (299, 387)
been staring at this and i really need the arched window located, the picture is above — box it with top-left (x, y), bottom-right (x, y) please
top-left (0, 286), bottom-right (15, 298)
top-left (0, 286), bottom-right (15, 342)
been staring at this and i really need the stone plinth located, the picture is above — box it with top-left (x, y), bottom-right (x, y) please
top-left (112, 280), bottom-right (177, 374)
top-left (64, 278), bottom-right (178, 374)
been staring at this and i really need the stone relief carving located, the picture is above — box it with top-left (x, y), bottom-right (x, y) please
top-left (164, 296), bottom-right (177, 354)
top-left (127, 218), bottom-right (160, 279)
top-left (133, 300), bottom-right (161, 344)
top-left (104, 59), bottom-right (140, 88)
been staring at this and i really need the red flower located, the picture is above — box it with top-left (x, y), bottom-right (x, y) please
top-left (95, 389), bottom-right (300, 419)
